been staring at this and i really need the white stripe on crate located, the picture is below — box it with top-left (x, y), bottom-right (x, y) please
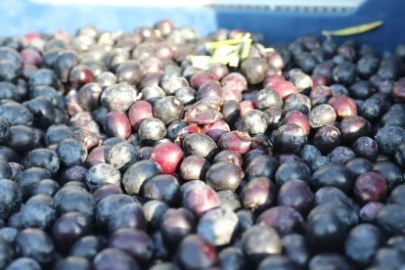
top-left (29, 0), bottom-right (365, 9)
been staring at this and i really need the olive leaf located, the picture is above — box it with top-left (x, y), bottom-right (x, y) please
top-left (240, 39), bottom-right (253, 60)
top-left (190, 33), bottom-right (253, 69)
top-left (211, 45), bottom-right (241, 65)
top-left (189, 55), bottom-right (211, 70)
top-left (322, 21), bottom-right (383, 40)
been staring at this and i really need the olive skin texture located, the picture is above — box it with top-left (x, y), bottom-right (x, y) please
top-left (2, 19), bottom-right (405, 270)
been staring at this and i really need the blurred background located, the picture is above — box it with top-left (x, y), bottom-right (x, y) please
top-left (0, 0), bottom-right (403, 51)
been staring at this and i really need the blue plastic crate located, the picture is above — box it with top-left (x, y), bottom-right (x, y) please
top-left (0, 0), bottom-right (404, 51)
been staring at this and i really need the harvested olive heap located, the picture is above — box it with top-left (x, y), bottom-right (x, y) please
top-left (1, 20), bottom-right (405, 270)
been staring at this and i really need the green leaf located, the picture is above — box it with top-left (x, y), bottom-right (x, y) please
top-left (205, 33), bottom-right (251, 51)
top-left (189, 55), bottom-right (211, 70)
top-left (229, 51), bottom-right (240, 67)
top-left (264, 47), bottom-right (275, 53)
top-left (240, 39), bottom-right (252, 60)
top-left (322, 21), bottom-right (383, 37)
top-left (211, 45), bottom-right (240, 65)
